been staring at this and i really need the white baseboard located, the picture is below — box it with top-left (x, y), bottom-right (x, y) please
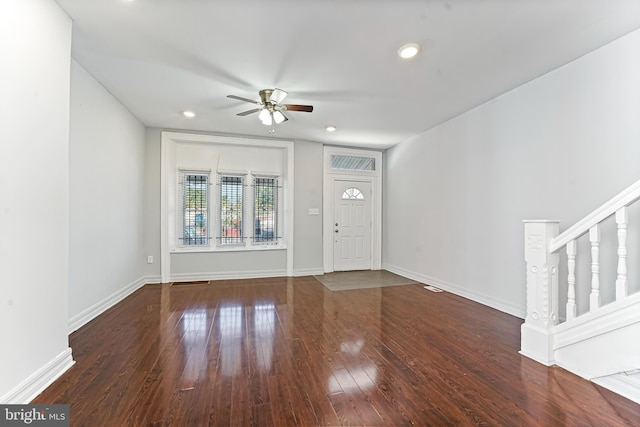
top-left (144, 274), bottom-right (162, 284)
top-left (0, 348), bottom-right (74, 404)
top-left (293, 268), bottom-right (325, 277)
top-left (170, 269), bottom-right (287, 283)
top-left (383, 263), bottom-right (525, 319)
top-left (68, 276), bottom-right (147, 334)
top-left (594, 373), bottom-right (640, 405)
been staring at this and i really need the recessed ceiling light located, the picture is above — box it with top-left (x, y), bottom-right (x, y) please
top-left (325, 125), bottom-right (337, 132)
top-left (398, 43), bottom-right (420, 59)
top-left (182, 110), bottom-right (196, 118)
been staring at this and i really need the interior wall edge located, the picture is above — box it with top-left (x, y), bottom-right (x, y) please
top-left (68, 276), bottom-right (146, 334)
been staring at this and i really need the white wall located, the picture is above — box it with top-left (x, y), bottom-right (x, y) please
top-left (144, 128), bottom-right (162, 280)
top-left (293, 141), bottom-right (324, 275)
top-left (0, 0), bottom-right (74, 402)
top-left (68, 60), bottom-right (147, 328)
top-left (384, 28), bottom-right (640, 317)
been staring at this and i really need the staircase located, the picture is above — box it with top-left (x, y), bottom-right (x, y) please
top-left (522, 179), bottom-right (640, 404)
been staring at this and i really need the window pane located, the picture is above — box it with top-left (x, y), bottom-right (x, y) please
top-left (183, 174), bottom-right (209, 245)
top-left (220, 176), bottom-right (244, 244)
top-left (341, 187), bottom-right (364, 200)
top-left (330, 155), bottom-right (375, 171)
top-left (254, 177), bottom-right (278, 243)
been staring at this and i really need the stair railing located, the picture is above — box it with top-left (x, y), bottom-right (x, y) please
top-left (521, 179), bottom-right (640, 365)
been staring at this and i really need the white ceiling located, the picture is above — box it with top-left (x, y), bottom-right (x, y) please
top-left (56, 0), bottom-right (640, 150)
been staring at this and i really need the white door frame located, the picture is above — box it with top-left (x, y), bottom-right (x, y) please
top-left (323, 146), bottom-right (382, 273)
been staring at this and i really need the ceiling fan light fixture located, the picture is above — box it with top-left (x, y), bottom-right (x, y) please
top-left (271, 88), bottom-right (288, 104)
top-left (273, 110), bottom-right (286, 124)
top-left (259, 108), bottom-right (272, 125)
top-left (398, 42), bottom-right (420, 59)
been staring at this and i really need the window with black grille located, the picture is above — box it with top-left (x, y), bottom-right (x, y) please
top-left (253, 177), bottom-right (278, 244)
top-left (181, 173), bottom-right (209, 246)
top-left (219, 175), bottom-right (244, 245)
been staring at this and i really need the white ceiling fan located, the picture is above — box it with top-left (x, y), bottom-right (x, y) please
top-left (227, 88), bottom-right (314, 132)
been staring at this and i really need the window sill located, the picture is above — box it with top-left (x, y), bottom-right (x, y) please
top-left (171, 244), bottom-right (286, 254)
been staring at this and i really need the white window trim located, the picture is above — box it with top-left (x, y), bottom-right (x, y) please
top-left (160, 132), bottom-right (294, 282)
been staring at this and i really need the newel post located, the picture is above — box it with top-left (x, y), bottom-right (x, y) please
top-left (521, 220), bottom-right (560, 366)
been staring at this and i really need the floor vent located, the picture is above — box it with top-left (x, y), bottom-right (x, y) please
top-left (423, 285), bottom-right (443, 293)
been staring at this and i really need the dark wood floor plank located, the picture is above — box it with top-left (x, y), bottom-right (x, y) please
top-left (32, 277), bottom-right (640, 426)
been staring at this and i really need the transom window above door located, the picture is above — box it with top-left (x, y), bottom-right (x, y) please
top-left (330, 154), bottom-right (375, 171)
top-left (341, 187), bottom-right (365, 200)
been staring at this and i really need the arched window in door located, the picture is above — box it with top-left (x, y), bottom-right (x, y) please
top-left (341, 187), bottom-right (364, 200)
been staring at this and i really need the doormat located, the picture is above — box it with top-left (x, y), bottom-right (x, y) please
top-left (314, 270), bottom-right (419, 292)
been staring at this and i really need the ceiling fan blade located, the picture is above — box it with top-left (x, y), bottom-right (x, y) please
top-left (227, 95), bottom-right (260, 104)
top-left (237, 108), bottom-right (261, 116)
top-left (284, 104), bottom-right (314, 112)
top-left (271, 88), bottom-right (288, 104)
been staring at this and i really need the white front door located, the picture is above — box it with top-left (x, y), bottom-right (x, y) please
top-left (333, 180), bottom-right (372, 271)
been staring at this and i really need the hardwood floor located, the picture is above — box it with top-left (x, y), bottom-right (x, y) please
top-left (33, 276), bottom-right (640, 426)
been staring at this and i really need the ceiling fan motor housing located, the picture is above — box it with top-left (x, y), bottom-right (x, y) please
top-left (259, 89), bottom-right (274, 105)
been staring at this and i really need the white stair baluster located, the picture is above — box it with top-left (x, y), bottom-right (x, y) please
top-left (615, 207), bottom-right (628, 300)
top-left (566, 240), bottom-right (577, 320)
top-left (589, 224), bottom-right (601, 312)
